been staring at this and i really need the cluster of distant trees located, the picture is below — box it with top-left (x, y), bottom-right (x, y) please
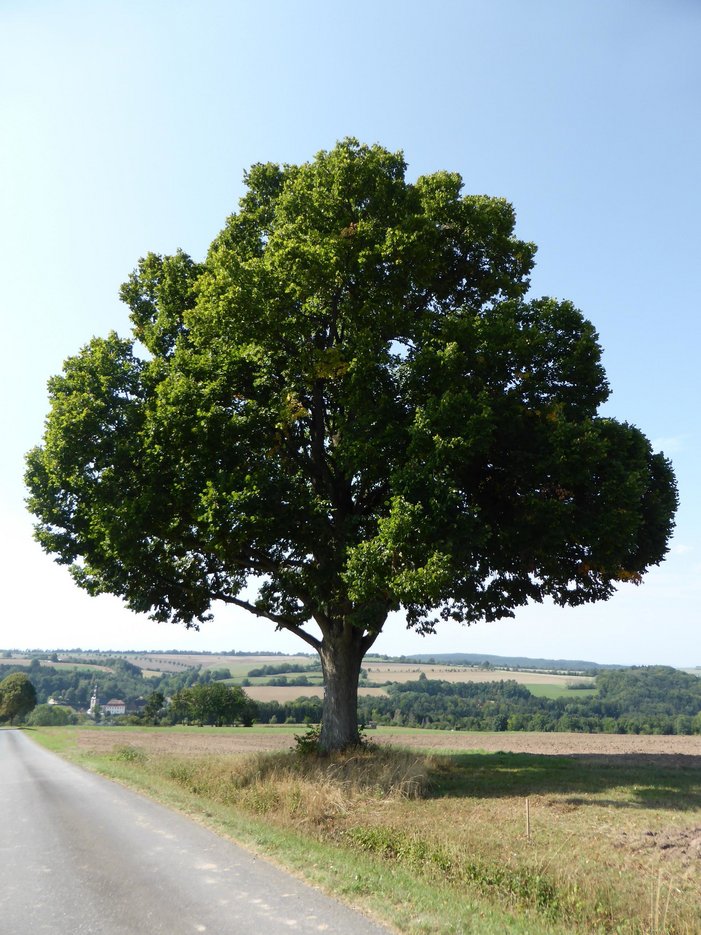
top-left (145, 684), bottom-right (257, 727)
top-left (246, 662), bottom-right (321, 678)
top-left (252, 667), bottom-right (701, 735)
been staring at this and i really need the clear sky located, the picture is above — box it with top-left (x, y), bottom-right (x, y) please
top-left (1, 0), bottom-right (699, 664)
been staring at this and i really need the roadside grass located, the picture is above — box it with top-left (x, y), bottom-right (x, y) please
top-left (30, 727), bottom-right (701, 935)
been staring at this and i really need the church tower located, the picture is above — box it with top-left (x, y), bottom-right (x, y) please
top-left (89, 684), bottom-right (98, 717)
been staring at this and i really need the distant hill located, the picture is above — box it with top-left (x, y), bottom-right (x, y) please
top-left (2, 648), bottom-right (639, 674)
top-left (396, 652), bottom-right (625, 672)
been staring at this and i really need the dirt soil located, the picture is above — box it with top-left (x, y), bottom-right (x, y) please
top-left (620, 827), bottom-right (701, 865)
top-left (74, 728), bottom-right (701, 765)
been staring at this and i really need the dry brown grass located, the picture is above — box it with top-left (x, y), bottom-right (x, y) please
top-left (153, 745), bottom-right (436, 830)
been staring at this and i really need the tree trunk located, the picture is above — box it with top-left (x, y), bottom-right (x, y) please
top-left (318, 626), bottom-right (366, 752)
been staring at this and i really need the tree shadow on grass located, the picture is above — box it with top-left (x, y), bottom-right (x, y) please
top-left (428, 751), bottom-right (701, 812)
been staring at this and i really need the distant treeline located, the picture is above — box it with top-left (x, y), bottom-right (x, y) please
top-left (254, 667), bottom-right (701, 735)
top-left (4, 659), bottom-right (700, 735)
top-left (246, 662), bottom-right (321, 677)
top-left (395, 653), bottom-right (624, 673)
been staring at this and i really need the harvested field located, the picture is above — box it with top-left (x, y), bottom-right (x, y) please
top-left (365, 663), bottom-right (593, 686)
top-left (73, 727), bottom-right (701, 764)
top-left (243, 685), bottom-right (387, 701)
top-left (75, 727), bottom-right (296, 756)
top-left (243, 685), bottom-right (324, 701)
top-left (2, 658), bottom-right (112, 672)
top-left (130, 653), bottom-right (313, 671)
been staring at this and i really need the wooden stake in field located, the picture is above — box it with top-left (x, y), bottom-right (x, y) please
top-left (526, 797), bottom-right (531, 840)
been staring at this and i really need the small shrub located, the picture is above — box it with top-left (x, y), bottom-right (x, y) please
top-left (292, 724), bottom-right (322, 755)
top-left (112, 745), bottom-right (147, 765)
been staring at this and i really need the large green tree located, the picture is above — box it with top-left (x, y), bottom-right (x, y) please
top-left (26, 140), bottom-right (677, 751)
top-left (0, 673), bottom-right (37, 724)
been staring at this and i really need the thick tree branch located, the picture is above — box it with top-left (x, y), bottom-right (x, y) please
top-left (214, 592), bottom-right (322, 651)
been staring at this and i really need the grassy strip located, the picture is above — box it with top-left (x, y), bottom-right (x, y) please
top-left (524, 685), bottom-right (596, 699)
top-left (29, 728), bottom-right (701, 934)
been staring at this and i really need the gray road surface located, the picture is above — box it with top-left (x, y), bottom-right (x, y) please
top-left (0, 730), bottom-right (392, 935)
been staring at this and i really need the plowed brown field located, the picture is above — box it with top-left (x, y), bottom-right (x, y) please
top-left (75, 727), bottom-right (701, 764)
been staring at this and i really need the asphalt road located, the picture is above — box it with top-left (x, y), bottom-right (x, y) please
top-left (0, 730), bottom-right (392, 935)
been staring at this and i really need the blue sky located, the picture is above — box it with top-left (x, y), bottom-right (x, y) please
top-left (1, 0), bottom-right (699, 663)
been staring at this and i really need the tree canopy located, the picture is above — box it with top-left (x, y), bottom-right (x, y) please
top-left (26, 139), bottom-right (677, 750)
top-left (0, 672), bottom-right (37, 724)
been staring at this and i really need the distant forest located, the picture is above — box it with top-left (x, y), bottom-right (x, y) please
top-left (258, 667), bottom-right (701, 735)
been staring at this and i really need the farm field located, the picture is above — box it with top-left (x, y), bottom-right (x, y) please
top-left (125, 654), bottom-right (594, 690)
top-left (1, 657), bottom-right (111, 672)
top-left (67, 725), bottom-right (701, 759)
top-left (6, 651), bottom-right (596, 685)
top-left (238, 663), bottom-right (595, 702)
top-left (36, 725), bottom-right (701, 935)
top-left (5, 651), bottom-right (597, 702)
top-left (243, 685), bottom-right (388, 702)
top-left (123, 653), bottom-right (315, 675)
top-left (380, 728), bottom-right (701, 757)
top-left (364, 663), bottom-right (594, 686)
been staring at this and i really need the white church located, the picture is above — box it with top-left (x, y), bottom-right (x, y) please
top-left (89, 685), bottom-right (126, 717)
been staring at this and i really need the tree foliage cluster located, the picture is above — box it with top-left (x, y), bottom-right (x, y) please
top-left (25, 139), bottom-right (678, 750)
top-left (0, 672), bottom-right (37, 724)
top-left (363, 667), bottom-right (701, 734)
top-left (207, 667), bottom-right (234, 681)
top-left (168, 683), bottom-right (256, 727)
top-left (246, 662), bottom-right (321, 678)
top-left (26, 703), bottom-right (77, 726)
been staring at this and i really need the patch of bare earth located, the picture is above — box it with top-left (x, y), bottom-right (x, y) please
top-left (621, 827), bottom-right (701, 865)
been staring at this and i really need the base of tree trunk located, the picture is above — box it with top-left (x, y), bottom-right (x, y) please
top-left (318, 632), bottom-right (365, 752)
